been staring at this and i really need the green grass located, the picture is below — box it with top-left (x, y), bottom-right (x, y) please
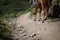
top-left (0, 0), bottom-right (30, 20)
top-left (0, 0), bottom-right (30, 40)
top-left (0, 18), bottom-right (14, 40)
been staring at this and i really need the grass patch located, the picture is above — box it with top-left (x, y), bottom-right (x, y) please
top-left (0, 0), bottom-right (30, 40)
top-left (0, 18), bottom-right (14, 40)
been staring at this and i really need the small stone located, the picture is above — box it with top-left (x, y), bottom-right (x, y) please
top-left (17, 29), bottom-right (22, 31)
top-left (31, 33), bottom-right (37, 38)
top-left (22, 33), bottom-right (28, 37)
top-left (42, 28), bottom-right (46, 31)
top-left (20, 25), bottom-right (24, 29)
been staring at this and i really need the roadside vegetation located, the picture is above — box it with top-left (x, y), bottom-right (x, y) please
top-left (0, 0), bottom-right (30, 40)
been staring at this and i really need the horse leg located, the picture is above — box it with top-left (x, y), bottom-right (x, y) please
top-left (39, 6), bottom-right (42, 21)
top-left (41, 8), bottom-right (47, 23)
top-left (48, 0), bottom-right (53, 14)
top-left (45, 8), bottom-right (47, 21)
top-left (34, 7), bottom-right (38, 21)
top-left (41, 10), bottom-right (45, 23)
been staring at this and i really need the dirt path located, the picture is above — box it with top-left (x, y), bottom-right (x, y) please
top-left (14, 12), bottom-right (60, 40)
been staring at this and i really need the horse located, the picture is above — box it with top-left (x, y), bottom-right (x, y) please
top-left (29, 0), bottom-right (53, 23)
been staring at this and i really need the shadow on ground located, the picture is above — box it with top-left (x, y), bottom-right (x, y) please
top-left (47, 5), bottom-right (60, 21)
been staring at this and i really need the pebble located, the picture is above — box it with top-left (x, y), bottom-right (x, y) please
top-left (13, 24), bottom-right (44, 40)
top-left (31, 33), bottom-right (37, 38)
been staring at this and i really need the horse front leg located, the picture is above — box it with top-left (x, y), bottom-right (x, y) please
top-left (34, 7), bottom-right (38, 21)
top-left (39, 7), bottom-right (42, 21)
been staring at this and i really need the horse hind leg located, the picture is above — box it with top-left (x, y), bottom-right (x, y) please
top-left (41, 9), bottom-right (47, 23)
top-left (41, 10), bottom-right (45, 23)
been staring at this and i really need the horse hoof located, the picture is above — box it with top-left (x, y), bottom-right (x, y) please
top-left (38, 19), bottom-right (40, 21)
top-left (44, 19), bottom-right (47, 21)
top-left (42, 21), bottom-right (44, 23)
top-left (38, 18), bottom-right (41, 21)
top-left (34, 19), bottom-right (36, 21)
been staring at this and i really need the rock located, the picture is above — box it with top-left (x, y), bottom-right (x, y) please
top-left (14, 25), bottom-right (25, 32)
top-left (21, 33), bottom-right (28, 37)
top-left (19, 25), bottom-right (24, 29)
top-left (17, 28), bottom-right (22, 31)
top-left (31, 33), bottom-right (37, 38)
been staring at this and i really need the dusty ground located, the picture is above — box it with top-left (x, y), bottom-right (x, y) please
top-left (13, 12), bottom-right (60, 40)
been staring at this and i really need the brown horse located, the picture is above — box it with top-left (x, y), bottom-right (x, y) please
top-left (29, 0), bottom-right (53, 23)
